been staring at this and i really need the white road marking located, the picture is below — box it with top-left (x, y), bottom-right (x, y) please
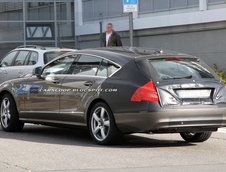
top-left (218, 128), bottom-right (226, 133)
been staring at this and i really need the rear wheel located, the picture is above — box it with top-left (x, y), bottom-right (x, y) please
top-left (0, 93), bottom-right (24, 132)
top-left (180, 132), bottom-right (212, 142)
top-left (89, 102), bottom-right (121, 145)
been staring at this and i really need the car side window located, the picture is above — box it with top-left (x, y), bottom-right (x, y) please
top-left (0, 51), bottom-right (18, 67)
top-left (71, 55), bottom-right (102, 76)
top-left (42, 55), bottom-right (76, 76)
top-left (108, 62), bottom-right (120, 76)
top-left (96, 60), bottom-right (120, 77)
top-left (27, 52), bottom-right (38, 65)
top-left (13, 51), bottom-right (29, 66)
top-left (97, 60), bottom-right (108, 77)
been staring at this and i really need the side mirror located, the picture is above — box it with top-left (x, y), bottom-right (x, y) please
top-left (33, 66), bottom-right (42, 77)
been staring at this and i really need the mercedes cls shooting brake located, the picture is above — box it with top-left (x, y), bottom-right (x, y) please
top-left (0, 47), bottom-right (226, 145)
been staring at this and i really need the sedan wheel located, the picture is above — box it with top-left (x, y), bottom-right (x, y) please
top-left (0, 93), bottom-right (24, 132)
top-left (180, 131), bottom-right (212, 142)
top-left (91, 107), bottom-right (110, 141)
top-left (89, 102), bottom-right (121, 145)
top-left (1, 98), bottom-right (11, 128)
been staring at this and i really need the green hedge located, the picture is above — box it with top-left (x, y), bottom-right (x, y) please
top-left (214, 65), bottom-right (226, 84)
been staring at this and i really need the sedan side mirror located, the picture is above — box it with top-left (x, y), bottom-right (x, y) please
top-left (33, 66), bottom-right (42, 77)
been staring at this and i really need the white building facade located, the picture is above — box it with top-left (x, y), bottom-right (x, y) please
top-left (0, 0), bottom-right (226, 70)
top-left (75, 0), bottom-right (226, 70)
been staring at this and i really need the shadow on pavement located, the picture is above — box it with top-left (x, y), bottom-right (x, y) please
top-left (0, 124), bottom-right (195, 148)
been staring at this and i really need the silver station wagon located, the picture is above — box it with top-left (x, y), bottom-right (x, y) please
top-left (0, 45), bottom-right (76, 84)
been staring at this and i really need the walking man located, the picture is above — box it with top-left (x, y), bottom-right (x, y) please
top-left (103, 23), bottom-right (122, 47)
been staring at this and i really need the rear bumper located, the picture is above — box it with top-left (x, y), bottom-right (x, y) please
top-left (114, 104), bottom-right (226, 133)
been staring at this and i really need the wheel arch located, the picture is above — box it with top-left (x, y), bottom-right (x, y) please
top-left (85, 98), bottom-right (111, 128)
top-left (0, 90), bottom-right (18, 110)
top-left (0, 90), bottom-right (14, 101)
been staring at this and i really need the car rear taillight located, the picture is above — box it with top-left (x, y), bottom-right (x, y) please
top-left (131, 80), bottom-right (159, 102)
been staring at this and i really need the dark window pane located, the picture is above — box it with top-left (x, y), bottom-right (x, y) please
top-left (149, 59), bottom-right (215, 80)
top-left (83, 0), bottom-right (93, 20)
top-left (14, 51), bottom-right (29, 66)
top-left (153, 0), bottom-right (169, 11)
top-left (0, 2), bottom-right (23, 20)
top-left (208, 0), bottom-right (226, 4)
top-left (139, 0), bottom-right (154, 12)
top-left (107, 0), bottom-right (123, 17)
top-left (188, 0), bottom-right (199, 6)
top-left (57, 22), bottom-right (74, 40)
top-left (97, 60), bottom-right (108, 77)
top-left (27, 52), bottom-right (38, 65)
top-left (42, 55), bottom-right (75, 76)
top-left (57, 2), bottom-right (74, 20)
top-left (0, 22), bottom-right (23, 41)
top-left (0, 51), bottom-right (17, 67)
top-left (44, 51), bottom-right (65, 64)
top-left (72, 55), bottom-right (102, 76)
top-left (93, 0), bottom-right (106, 18)
top-left (27, 2), bottom-right (54, 20)
top-left (108, 62), bottom-right (120, 76)
top-left (170, 0), bottom-right (187, 8)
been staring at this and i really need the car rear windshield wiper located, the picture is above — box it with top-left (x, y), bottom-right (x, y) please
top-left (171, 75), bottom-right (193, 80)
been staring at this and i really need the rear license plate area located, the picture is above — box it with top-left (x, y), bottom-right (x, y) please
top-left (176, 89), bottom-right (212, 99)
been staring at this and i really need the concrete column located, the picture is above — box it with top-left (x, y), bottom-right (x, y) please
top-left (54, 0), bottom-right (58, 47)
top-left (74, 0), bottom-right (83, 26)
top-left (22, 0), bottom-right (26, 46)
top-left (74, 0), bottom-right (83, 49)
top-left (200, 0), bottom-right (207, 11)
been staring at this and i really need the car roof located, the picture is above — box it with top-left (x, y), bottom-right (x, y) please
top-left (72, 47), bottom-right (196, 65)
top-left (14, 47), bottom-right (76, 52)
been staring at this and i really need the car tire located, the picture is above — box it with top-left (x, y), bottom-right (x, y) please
top-left (89, 102), bottom-right (122, 145)
top-left (0, 93), bottom-right (24, 132)
top-left (180, 132), bottom-right (212, 142)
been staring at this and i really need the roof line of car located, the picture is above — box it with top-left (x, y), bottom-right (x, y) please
top-left (134, 54), bottom-right (198, 60)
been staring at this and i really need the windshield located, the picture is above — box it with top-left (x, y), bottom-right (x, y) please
top-left (44, 51), bottom-right (65, 64)
top-left (149, 58), bottom-right (215, 80)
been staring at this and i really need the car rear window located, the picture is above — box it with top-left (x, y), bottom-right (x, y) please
top-left (149, 58), bottom-right (215, 80)
top-left (44, 51), bottom-right (66, 64)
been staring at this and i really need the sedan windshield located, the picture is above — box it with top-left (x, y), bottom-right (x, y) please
top-left (149, 58), bottom-right (215, 80)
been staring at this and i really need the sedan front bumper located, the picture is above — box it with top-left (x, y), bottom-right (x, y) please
top-left (114, 104), bottom-right (226, 133)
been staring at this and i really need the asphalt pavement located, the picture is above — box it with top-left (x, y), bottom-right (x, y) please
top-left (0, 124), bottom-right (226, 172)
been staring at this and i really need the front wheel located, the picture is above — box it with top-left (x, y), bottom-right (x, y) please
top-left (89, 102), bottom-right (121, 145)
top-left (180, 132), bottom-right (212, 142)
top-left (0, 93), bottom-right (24, 132)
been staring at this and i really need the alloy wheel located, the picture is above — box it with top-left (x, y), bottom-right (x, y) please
top-left (1, 98), bottom-right (11, 128)
top-left (91, 107), bottom-right (110, 141)
top-left (183, 132), bottom-right (196, 138)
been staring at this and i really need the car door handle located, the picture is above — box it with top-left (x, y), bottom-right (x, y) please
top-left (51, 79), bottom-right (60, 84)
top-left (46, 76), bottom-right (60, 84)
top-left (84, 81), bottom-right (93, 86)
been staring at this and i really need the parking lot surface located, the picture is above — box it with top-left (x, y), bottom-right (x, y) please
top-left (0, 125), bottom-right (226, 172)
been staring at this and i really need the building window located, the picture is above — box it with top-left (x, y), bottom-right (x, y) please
top-left (26, 23), bottom-right (54, 39)
top-left (139, 0), bottom-right (199, 13)
top-left (208, 0), bottom-right (226, 4)
top-left (29, 2), bottom-right (52, 8)
top-left (82, 0), bottom-right (123, 21)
